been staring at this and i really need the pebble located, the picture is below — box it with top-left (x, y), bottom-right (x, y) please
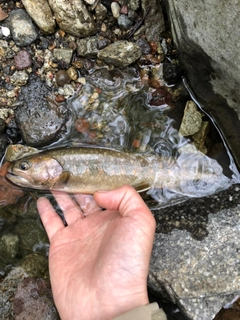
top-left (179, 101), bottom-right (203, 136)
top-left (56, 70), bottom-right (71, 87)
top-left (14, 50), bottom-right (32, 70)
top-left (95, 3), bottom-right (107, 21)
top-left (10, 70), bottom-right (29, 86)
top-left (118, 14), bottom-right (133, 30)
top-left (111, 2), bottom-right (121, 19)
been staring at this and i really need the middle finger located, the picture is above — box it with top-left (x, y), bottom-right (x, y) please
top-left (52, 191), bottom-right (85, 225)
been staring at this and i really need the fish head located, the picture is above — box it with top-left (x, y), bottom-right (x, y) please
top-left (6, 155), bottom-right (63, 190)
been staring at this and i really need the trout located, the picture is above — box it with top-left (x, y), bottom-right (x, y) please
top-left (5, 146), bottom-right (226, 194)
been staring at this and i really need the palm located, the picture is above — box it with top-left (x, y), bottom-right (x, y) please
top-left (37, 186), bottom-right (156, 320)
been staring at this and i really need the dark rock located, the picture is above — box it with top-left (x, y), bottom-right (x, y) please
top-left (163, 60), bottom-right (182, 85)
top-left (15, 75), bottom-right (69, 147)
top-left (0, 133), bottom-right (9, 158)
top-left (0, 118), bottom-right (6, 133)
top-left (14, 50), bottom-right (32, 70)
top-left (136, 38), bottom-right (151, 55)
top-left (55, 69), bottom-right (71, 87)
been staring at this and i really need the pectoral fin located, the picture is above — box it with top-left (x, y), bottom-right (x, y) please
top-left (134, 182), bottom-right (151, 193)
top-left (51, 171), bottom-right (71, 189)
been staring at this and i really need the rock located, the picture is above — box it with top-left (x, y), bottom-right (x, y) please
top-left (118, 14), bottom-right (133, 30)
top-left (22, 0), bottom-right (56, 34)
top-left (165, 0), bottom-right (240, 169)
top-left (142, 0), bottom-right (165, 42)
top-left (56, 69), bottom-right (71, 87)
top-left (14, 218), bottom-right (49, 257)
top-left (179, 100), bottom-right (203, 136)
top-left (0, 7), bottom-right (8, 21)
top-left (14, 75), bottom-right (69, 147)
top-left (6, 9), bottom-right (38, 46)
top-left (111, 2), bottom-right (120, 19)
top-left (0, 233), bottom-right (19, 260)
top-left (5, 144), bottom-right (39, 162)
top-left (136, 37), bottom-right (151, 55)
top-left (129, 0), bottom-right (140, 11)
top-left (76, 36), bottom-right (101, 58)
top-left (163, 59), bottom-right (182, 85)
top-left (14, 277), bottom-right (59, 320)
top-left (97, 40), bottom-right (142, 68)
top-left (0, 253), bottom-right (52, 318)
top-left (0, 134), bottom-right (9, 158)
top-left (95, 3), bottom-right (107, 21)
top-left (48, 0), bottom-right (96, 37)
top-left (14, 50), bottom-right (32, 70)
top-left (148, 184), bottom-right (240, 320)
top-left (53, 48), bottom-right (74, 64)
top-left (10, 70), bottom-right (29, 86)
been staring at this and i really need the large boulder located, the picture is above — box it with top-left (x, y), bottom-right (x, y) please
top-left (165, 0), bottom-right (240, 168)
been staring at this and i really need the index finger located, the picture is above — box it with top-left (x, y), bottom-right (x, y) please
top-left (37, 197), bottom-right (65, 241)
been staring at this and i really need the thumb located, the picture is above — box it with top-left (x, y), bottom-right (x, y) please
top-left (94, 185), bottom-right (156, 229)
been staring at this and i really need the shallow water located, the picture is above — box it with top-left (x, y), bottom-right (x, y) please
top-left (0, 69), bottom-right (239, 268)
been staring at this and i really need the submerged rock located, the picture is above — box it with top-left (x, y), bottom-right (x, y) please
top-left (14, 75), bottom-right (69, 147)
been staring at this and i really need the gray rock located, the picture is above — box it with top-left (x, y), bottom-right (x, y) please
top-left (142, 0), bottom-right (165, 42)
top-left (77, 36), bottom-right (100, 58)
top-left (7, 9), bottom-right (38, 46)
top-left (97, 40), bottom-right (142, 68)
top-left (148, 184), bottom-right (240, 320)
top-left (165, 0), bottom-right (240, 169)
top-left (48, 0), bottom-right (96, 37)
top-left (22, 0), bottom-right (56, 34)
top-left (118, 14), bottom-right (133, 30)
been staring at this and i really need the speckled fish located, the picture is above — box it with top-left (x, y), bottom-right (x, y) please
top-left (5, 146), bottom-right (225, 194)
top-left (6, 147), bottom-right (162, 193)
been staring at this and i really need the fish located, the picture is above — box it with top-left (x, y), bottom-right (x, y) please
top-left (5, 146), bottom-right (227, 194)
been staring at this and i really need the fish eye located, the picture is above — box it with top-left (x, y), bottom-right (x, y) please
top-left (19, 161), bottom-right (30, 171)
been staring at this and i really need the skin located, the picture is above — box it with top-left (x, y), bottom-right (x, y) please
top-left (37, 185), bottom-right (156, 320)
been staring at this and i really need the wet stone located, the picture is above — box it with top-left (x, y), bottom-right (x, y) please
top-left (136, 38), bottom-right (151, 55)
top-left (56, 69), bottom-right (71, 87)
top-left (97, 40), bottom-right (142, 68)
top-left (163, 60), bottom-right (182, 85)
top-left (14, 50), bottom-right (32, 70)
top-left (15, 75), bottom-right (69, 147)
top-left (13, 277), bottom-right (59, 320)
top-left (118, 14), bottom-right (133, 30)
top-left (179, 100), bottom-right (203, 136)
top-left (77, 36), bottom-right (100, 58)
top-left (6, 9), bottom-right (38, 46)
top-left (53, 48), bottom-right (74, 65)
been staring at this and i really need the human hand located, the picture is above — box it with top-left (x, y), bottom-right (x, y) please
top-left (37, 185), bottom-right (156, 320)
